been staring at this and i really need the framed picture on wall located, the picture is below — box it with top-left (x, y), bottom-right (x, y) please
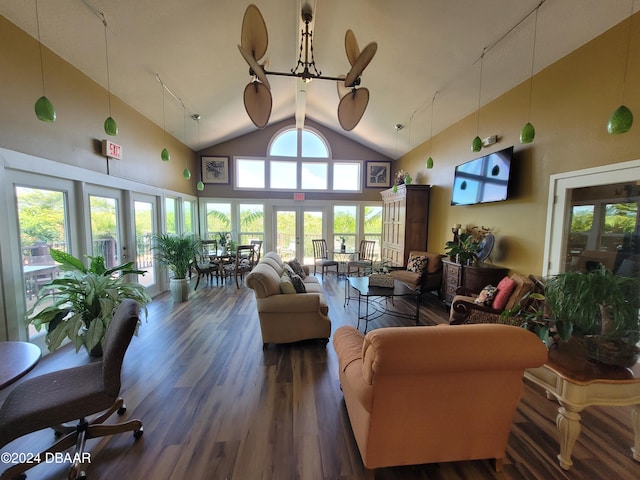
top-left (365, 161), bottom-right (392, 188)
top-left (201, 156), bottom-right (230, 184)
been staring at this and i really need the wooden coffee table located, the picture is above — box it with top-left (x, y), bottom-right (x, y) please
top-left (0, 341), bottom-right (41, 389)
top-left (345, 277), bottom-right (420, 332)
top-left (524, 339), bottom-right (640, 470)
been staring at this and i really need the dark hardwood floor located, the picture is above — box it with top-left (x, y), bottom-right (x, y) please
top-left (2, 274), bottom-right (639, 479)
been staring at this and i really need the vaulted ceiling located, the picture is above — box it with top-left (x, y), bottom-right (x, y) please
top-left (2, 0), bottom-right (637, 158)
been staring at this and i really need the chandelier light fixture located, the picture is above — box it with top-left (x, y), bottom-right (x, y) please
top-left (238, 3), bottom-right (377, 131)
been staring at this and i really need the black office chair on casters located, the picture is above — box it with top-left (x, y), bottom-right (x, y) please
top-left (0, 300), bottom-right (144, 480)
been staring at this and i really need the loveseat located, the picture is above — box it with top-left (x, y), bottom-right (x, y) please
top-left (449, 273), bottom-right (534, 325)
top-left (388, 251), bottom-right (445, 295)
top-left (333, 323), bottom-right (547, 471)
top-left (246, 252), bottom-right (331, 347)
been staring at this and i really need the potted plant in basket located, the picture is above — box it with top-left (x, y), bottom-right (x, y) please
top-left (544, 265), bottom-right (640, 367)
top-left (26, 248), bottom-right (151, 356)
top-left (152, 233), bottom-right (199, 302)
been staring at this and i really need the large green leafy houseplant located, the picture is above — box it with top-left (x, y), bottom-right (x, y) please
top-left (152, 233), bottom-right (199, 279)
top-left (26, 249), bottom-right (152, 355)
top-left (544, 265), bottom-right (640, 366)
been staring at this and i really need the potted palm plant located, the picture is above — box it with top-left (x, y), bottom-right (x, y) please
top-left (26, 249), bottom-right (151, 356)
top-left (152, 233), bottom-right (199, 302)
top-left (544, 265), bottom-right (640, 367)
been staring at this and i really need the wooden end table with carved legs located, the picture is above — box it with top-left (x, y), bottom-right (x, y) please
top-left (524, 338), bottom-right (640, 470)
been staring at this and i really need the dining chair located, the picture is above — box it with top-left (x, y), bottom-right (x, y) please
top-left (347, 239), bottom-right (376, 276)
top-left (222, 245), bottom-right (255, 288)
top-left (312, 239), bottom-right (339, 278)
top-left (250, 239), bottom-right (263, 267)
top-left (193, 252), bottom-right (219, 289)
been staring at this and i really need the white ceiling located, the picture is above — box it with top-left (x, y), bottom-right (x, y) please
top-left (1, 0), bottom-right (637, 159)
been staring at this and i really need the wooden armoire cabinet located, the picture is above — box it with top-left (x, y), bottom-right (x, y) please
top-left (380, 184), bottom-right (431, 267)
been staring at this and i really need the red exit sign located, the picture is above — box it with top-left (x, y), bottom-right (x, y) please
top-left (102, 139), bottom-right (122, 160)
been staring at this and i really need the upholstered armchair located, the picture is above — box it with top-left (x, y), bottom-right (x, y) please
top-left (449, 273), bottom-right (534, 325)
top-left (389, 251), bottom-right (444, 296)
top-left (333, 323), bottom-right (547, 471)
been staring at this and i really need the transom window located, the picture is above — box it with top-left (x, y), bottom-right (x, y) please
top-left (234, 127), bottom-right (361, 192)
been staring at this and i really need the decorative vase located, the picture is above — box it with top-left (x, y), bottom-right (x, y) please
top-left (340, 243), bottom-right (346, 253)
top-left (170, 277), bottom-right (190, 302)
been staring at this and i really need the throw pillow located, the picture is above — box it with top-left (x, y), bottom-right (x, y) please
top-left (475, 285), bottom-right (497, 306)
top-left (289, 273), bottom-right (307, 293)
top-left (279, 274), bottom-right (297, 294)
top-left (492, 276), bottom-right (517, 310)
top-left (407, 255), bottom-right (429, 274)
top-left (283, 263), bottom-right (296, 277)
top-left (288, 258), bottom-right (307, 279)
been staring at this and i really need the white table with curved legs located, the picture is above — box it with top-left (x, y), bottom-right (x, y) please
top-left (524, 339), bottom-right (640, 470)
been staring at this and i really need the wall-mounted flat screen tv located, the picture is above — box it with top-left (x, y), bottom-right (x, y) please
top-left (451, 146), bottom-right (514, 206)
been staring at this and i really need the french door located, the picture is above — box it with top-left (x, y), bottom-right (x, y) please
top-left (131, 193), bottom-right (160, 296)
top-left (274, 206), bottom-right (325, 265)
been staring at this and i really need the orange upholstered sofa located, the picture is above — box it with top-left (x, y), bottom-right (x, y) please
top-left (333, 324), bottom-right (547, 471)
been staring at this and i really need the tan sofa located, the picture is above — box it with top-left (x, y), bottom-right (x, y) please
top-left (333, 323), bottom-right (547, 471)
top-left (389, 251), bottom-right (445, 295)
top-left (246, 252), bottom-right (331, 347)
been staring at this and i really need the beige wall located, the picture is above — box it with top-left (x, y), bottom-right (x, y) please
top-left (0, 16), bottom-right (196, 194)
top-left (396, 13), bottom-right (640, 276)
top-left (198, 117), bottom-right (391, 202)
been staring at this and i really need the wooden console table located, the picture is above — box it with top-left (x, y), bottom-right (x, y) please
top-left (524, 339), bottom-right (640, 470)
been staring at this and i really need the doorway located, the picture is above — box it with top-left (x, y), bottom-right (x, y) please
top-left (274, 207), bottom-right (325, 265)
top-left (544, 160), bottom-right (640, 277)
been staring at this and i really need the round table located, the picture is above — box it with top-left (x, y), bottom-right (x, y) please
top-left (0, 341), bottom-right (41, 389)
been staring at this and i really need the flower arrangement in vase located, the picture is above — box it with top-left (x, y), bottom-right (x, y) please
top-left (444, 224), bottom-right (492, 265)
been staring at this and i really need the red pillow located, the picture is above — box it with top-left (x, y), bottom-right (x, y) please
top-left (492, 276), bottom-right (516, 310)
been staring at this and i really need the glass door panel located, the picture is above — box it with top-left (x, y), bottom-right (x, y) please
top-left (274, 207), bottom-right (324, 265)
top-left (16, 186), bottom-right (68, 340)
top-left (559, 182), bottom-right (639, 275)
top-left (275, 209), bottom-right (297, 261)
top-left (302, 210), bottom-right (323, 265)
top-left (133, 200), bottom-right (156, 288)
top-left (89, 195), bottom-right (121, 268)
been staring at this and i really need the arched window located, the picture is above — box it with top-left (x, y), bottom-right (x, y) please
top-left (268, 128), bottom-right (330, 158)
top-left (236, 127), bottom-right (361, 192)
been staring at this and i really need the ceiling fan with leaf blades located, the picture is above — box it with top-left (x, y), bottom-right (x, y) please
top-left (238, 3), bottom-right (377, 130)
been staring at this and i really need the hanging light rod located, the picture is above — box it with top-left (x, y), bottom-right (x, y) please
top-left (154, 74), bottom-right (199, 121)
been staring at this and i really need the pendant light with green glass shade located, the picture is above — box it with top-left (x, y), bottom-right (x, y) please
top-left (100, 13), bottom-right (117, 136)
top-left (471, 50), bottom-right (485, 152)
top-left (33, 0), bottom-right (55, 123)
top-left (425, 91), bottom-right (437, 169)
top-left (158, 76), bottom-right (170, 161)
top-left (608, 0), bottom-right (635, 135)
top-left (194, 114), bottom-right (205, 191)
top-left (520, 5), bottom-right (540, 144)
top-left (182, 105), bottom-right (191, 180)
